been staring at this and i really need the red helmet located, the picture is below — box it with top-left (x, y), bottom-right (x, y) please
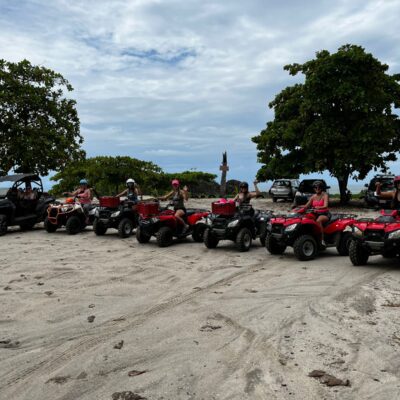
top-left (171, 179), bottom-right (180, 187)
top-left (394, 176), bottom-right (400, 184)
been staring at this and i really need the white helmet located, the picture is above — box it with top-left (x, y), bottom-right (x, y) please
top-left (126, 178), bottom-right (135, 186)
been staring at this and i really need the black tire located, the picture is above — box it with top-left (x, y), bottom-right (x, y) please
top-left (259, 232), bottom-right (267, 247)
top-left (349, 240), bottom-right (369, 266)
top-left (118, 218), bottom-right (133, 238)
top-left (136, 226), bottom-right (151, 243)
top-left (0, 215), bottom-right (8, 236)
top-left (265, 233), bottom-right (286, 255)
top-left (272, 197), bottom-right (277, 203)
top-left (192, 224), bottom-right (205, 242)
top-left (93, 218), bottom-right (107, 236)
top-left (19, 220), bottom-right (36, 231)
top-left (203, 228), bottom-right (219, 249)
top-left (156, 226), bottom-right (173, 247)
top-left (44, 216), bottom-right (57, 233)
top-left (293, 234), bottom-right (318, 261)
top-left (236, 227), bottom-right (252, 252)
top-left (336, 232), bottom-right (352, 256)
top-left (65, 215), bottom-right (82, 235)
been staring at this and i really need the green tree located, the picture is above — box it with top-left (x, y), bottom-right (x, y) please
top-left (50, 156), bottom-right (163, 196)
top-left (253, 44), bottom-right (400, 203)
top-left (0, 59), bottom-right (84, 175)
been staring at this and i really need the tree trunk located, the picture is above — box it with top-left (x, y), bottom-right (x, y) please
top-left (337, 174), bottom-right (350, 205)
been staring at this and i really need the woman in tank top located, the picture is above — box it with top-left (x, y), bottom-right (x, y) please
top-left (375, 176), bottom-right (400, 209)
top-left (233, 181), bottom-right (261, 206)
top-left (158, 179), bottom-right (189, 231)
top-left (302, 180), bottom-right (330, 244)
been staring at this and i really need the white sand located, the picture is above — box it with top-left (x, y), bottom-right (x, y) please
top-left (1, 199), bottom-right (400, 400)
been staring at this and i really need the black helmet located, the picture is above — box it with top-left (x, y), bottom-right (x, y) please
top-left (313, 180), bottom-right (323, 189)
top-left (239, 181), bottom-right (249, 190)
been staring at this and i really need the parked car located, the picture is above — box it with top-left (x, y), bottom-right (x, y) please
top-left (269, 179), bottom-right (299, 202)
top-left (0, 173), bottom-right (55, 235)
top-left (293, 179), bottom-right (330, 206)
top-left (363, 174), bottom-right (394, 208)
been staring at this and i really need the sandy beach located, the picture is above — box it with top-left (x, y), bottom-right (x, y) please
top-left (1, 199), bottom-right (400, 400)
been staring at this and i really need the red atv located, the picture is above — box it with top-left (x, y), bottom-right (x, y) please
top-left (348, 209), bottom-right (400, 265)
top-left (135, 201), bottom-right (209, 247)
top-left (266, 208), bottom-right (357, 261)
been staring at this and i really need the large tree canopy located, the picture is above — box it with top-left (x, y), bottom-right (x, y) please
top-left (0, 59), bottom-right (84, 175)
top-left (253, 44), bottom-right (400, 203)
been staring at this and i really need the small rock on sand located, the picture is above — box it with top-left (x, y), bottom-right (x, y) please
top-left (308, 370), bottom-right (350, 387)
top-left (87, 315), bottom-right (96, 323)
top-left (111, 392), bottom-right (147, 400)
top-left (114, 340), bottom-right (124, 350)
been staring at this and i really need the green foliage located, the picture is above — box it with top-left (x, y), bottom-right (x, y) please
top-left (50, 157), bottom-right (217, 197)
top-left (0, 59), bottom-right (84, 175)
top-left (253, 44), bottom-right (400, 203)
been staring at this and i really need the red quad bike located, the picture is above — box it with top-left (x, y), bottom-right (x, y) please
top-left (135, 201), bottom-right (209, 247)
top-left (348, 209), bottom-right (400, 266)
top-left (266, 208), bottom-right (357, 261)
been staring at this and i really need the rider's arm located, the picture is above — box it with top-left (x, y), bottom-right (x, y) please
top-left (303, 195), bottom-right (314, 209)
top-left (135, 186), bottom-right (143, 200)
top-left (116, 188), bottom-right (127, 197)
top-left (181, 187), bottom-right (189, 201)
top-left (159, 191), bottom-right (174, 201)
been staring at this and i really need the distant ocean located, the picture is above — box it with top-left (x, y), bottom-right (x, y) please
top-left (329, 184), bottom-right (364, 194)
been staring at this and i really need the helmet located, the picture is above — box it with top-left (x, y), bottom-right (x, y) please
top-left (394, 176), bottom-right (400, 184)
top-left (79, 179), bottom-right (88, 185)
top-left (239, 181), bottom-right (249, 190)
top-left (66, 197), bottom-right (74, 204)
top-left (313, 180), bottom-right (323, 189)
top-left (171, 179), bottom-right (180, 187)
top-left (126, 178), bottom-right (135, 186)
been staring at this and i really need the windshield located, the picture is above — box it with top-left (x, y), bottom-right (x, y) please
top-left (273, 180), bottom-right (291, 187)
top-left (368, 178), bottom-right (394, 192)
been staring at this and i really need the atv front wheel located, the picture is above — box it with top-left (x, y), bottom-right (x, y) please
top-left (192, 224), bottom-right (205, 242)
top-left (136, 226), bottom-right (151, 243)
top-left (66, 216), bottom-right (82, 235)
top-left (293, 234), bottom-right (318, 261)
top-left (203, 228), bottom-right (219, 249)
top-left (0, 215), bottom-right (8, 236)
top-left (265, 233), bottom-right (286, 254)
top-left (236, 227), bottom-right (252, 252)
top-left (44, 216), bottom-right (57, 233)
top-left (93, 218), bottom-right (107, 236)
top-left (349, 240), bottom-right (369, 266)
top-left (336, 232), bottom-right (352, 256)
top-left (118, 218), bottom-right (133, 238)
top-left (156, 226), bottom-right (173, 247)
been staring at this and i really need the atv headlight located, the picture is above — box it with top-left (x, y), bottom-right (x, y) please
top-left (228, 219), bottom-right (239, 228)
top-left (353, 226), bottom-right (363, 237)
top-left (205, 217), bottom-right (212, 225)
top-left (388, 230), bottom-right (400, 240)
top-left (285, 223), bottom-right (298, 232)
top-left (111, 211), bottom-right (121, 218)
top-left (151, 217), bottom-right (159, 223)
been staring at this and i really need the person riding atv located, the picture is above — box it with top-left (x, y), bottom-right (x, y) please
top-left (375, 175), bottom-right (400, 209)
top-left (64, 179), bottom-right (92, 212)
top-left (158, 179), bottom-right (189, 232)
top-left (116, 178), bottom-right (142, 204)
top-left (299, 180), bottom-right (329, 245)
top-left (233, 181), bottom-right (261, 209)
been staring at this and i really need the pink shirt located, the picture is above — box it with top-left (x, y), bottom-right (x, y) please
top-left (77, 189), bottom-right (91, 204)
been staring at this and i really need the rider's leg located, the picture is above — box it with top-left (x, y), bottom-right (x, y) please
top-left (317, 215), bottom-right (329, 245)
top-left (175, 209), bottom-right (188, 231)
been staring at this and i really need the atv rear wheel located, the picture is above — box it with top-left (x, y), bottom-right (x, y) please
top-left (192, 224), bottom-right (205, 242)
top-left (118, 218), bottom-right (133, 238)
top-left (349, 240), bottom-right (369, 266)
top-left (44, 216), bottom-right (57, 233)
top-left (93, 218), bottom-right (107, 236)
top-left (156, 226), bottom-right (173, 247)
top-left (203, 228), bottom-right (219, 249)
top-left (336, 232), bottom-right (352, 256)
top-left (293, 234), bottom-right (318, 261)
top-left (65, 216), bottom-right (82, 235)
top-left (136, 226), bottom-right (151, 243)
top-left (265, 233), bottom-right (286, 254)
top-left (0, 215), bottom-right (8, 236)
top-left (236, 227), bottom-right (252, 252)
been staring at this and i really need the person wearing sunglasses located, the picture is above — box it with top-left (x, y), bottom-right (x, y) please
top-left (302, 180), bottom-right (330, 244)
top-left (375, 176), bottom-right (400, 209)
top-left (158, 179), bottom-right (189, 232)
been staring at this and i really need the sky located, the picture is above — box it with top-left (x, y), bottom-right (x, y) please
top-left (1, 0), bottom-right (400, 191)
